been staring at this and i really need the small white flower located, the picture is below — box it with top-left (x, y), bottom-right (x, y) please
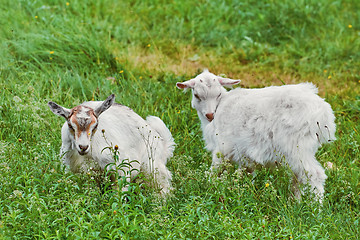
top-left (325, 161), bottom-right (333, 169)
top-left (13, 96), bottom-right (22, 103)
top-left (13, 190), bottom-right (23, 198)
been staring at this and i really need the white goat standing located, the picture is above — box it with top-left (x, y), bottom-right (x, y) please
top-left (48, 94), bottom-right (175, 194)
top-left (177, 70), bottom-right (336, 200)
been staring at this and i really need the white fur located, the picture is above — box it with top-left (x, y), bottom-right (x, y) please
top-left (49, 96), bottom-right (175, 194)
top-left (177, 70), bottom-right (336, 200)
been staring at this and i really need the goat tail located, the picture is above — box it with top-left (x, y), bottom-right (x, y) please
top-left (146, 116), bottom-right (176, 159)
top-left (313, 102), bottom-right (336, 144)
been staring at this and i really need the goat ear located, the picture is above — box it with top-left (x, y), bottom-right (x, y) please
top-left (217, 77), bottom-right (241, 86)
top-left (176, 79), bottom-right (195, 89)
top-left (95, 94), bottom-right (115, 117)
top-left (48, 101), bottom-right (71, 120)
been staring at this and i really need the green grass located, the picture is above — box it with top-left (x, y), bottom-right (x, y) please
top-left (0, 0), bottom-right (359, 239)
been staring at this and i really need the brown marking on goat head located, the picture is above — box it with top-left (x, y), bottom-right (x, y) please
top-left (68, 106), bottom-right (98, 138)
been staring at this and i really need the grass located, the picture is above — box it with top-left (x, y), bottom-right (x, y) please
top-left (0, 0), bottom-right (359, 238)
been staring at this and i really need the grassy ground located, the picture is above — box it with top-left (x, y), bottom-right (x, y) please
top-left (0, 0), bottom-right (359, 239)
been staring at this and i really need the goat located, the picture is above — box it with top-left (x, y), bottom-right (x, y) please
top-left (48, 94), bottom-right (175, 194)
top-left (177, 69), bottom-right (336, 201)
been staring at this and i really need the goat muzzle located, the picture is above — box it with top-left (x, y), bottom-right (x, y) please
top-left (205, 113), bottom-right (214, 122)
top-left (78, 145), bottom-right (89, 155)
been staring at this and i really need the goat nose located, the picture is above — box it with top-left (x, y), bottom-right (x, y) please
top-left (79, 145), bottom-right (89, 151)
top-left (205, 113), bottom-right (214, 122)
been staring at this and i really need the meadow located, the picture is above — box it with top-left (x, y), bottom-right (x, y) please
top-left (0, 0), bottom-right (359, 239)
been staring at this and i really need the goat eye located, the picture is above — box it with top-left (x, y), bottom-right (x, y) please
top-left (92, 123), bottom-right (98, 132)
top-left (67, 123), bottom-right (74, 131)
top-left (194, 94), bottom-right (201, 100)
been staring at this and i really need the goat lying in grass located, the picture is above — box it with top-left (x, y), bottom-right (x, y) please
top-left (177, 70), bottom-right (336, 201)
top-left (48, 94), bottom-right (175, 194)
